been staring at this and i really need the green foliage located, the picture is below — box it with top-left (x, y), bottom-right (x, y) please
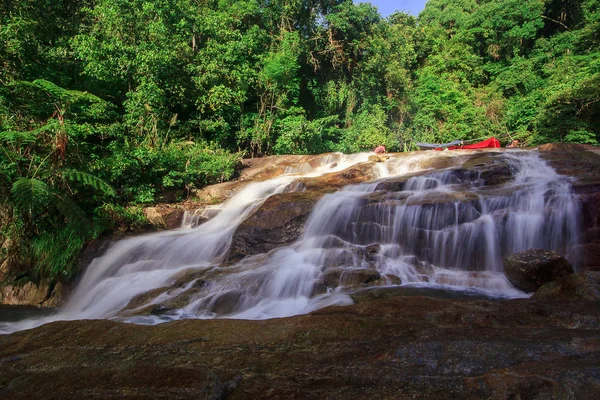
top-left (340, 106), bottom-right (398, 152)
top-left (30, 228), bottom-right (88, 280)
top-left (1, 0), bottom-right (599, 285)
top-left (273, 108), bottom-right (338, 154)
top-left (96, 142), bottom-right (241, 203)
top-left (61, 170), bottom-right (117, 197)
top-left (564, 129), bottom-right (598, 144)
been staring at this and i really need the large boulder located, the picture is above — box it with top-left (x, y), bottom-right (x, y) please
top-left (143, 206), bottom-right (185, 230)
top-left (0, 281), bottom-right (64, 307)
top-left (532, 272), bottom-right (600, 300)
top-left (228, 191), bottom-right (322, 261)
top-left (504, 249), bottom-right (574, 292)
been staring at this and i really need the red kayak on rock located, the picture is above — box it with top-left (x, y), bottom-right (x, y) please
top-left (447, 137), bottom-right (501, 150)
top-left (417, 137), bottom-right (502, 151)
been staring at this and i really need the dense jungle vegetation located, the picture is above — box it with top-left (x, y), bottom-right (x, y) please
top-left (1, 0), bottom-right (599, 285)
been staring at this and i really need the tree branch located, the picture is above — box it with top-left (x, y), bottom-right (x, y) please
top-left (541, 15), bottom-right (570, 31)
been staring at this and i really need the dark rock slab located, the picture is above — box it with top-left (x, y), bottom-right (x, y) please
top-left (504, 249), bottom-right (574, 292)
top-left (228, 191), bottom-right (321, 261)
top-left (570, 242), bottom-right (600, 272)
top-left (538, 143), bottom-right (600, 188)
top-left (1, 297), bottom-right (599, 399)
top-left (533, 271), bottom-right (600, 300)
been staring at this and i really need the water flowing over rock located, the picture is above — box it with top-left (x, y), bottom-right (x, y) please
top-left (504, 249), bottom-right (574, 292)
top-left (228, 192), bottom-right (325, 261)
top-left (2, 147), bottom-right (599, 333)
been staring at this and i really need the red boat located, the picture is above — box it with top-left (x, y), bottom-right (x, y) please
top-left (446, 137), bottom-right (501, 150)
top-left (415, 137), bottom-right (501, 151)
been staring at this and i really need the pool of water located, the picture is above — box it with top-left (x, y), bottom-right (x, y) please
top-left (0, 305), bottom-right (56, 323)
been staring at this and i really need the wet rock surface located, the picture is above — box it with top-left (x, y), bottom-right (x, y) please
top-left (538, 144), bottom-right (600, 270)
top-left (533, 271), bottom-right (600, 300)
top-left (228, 192), bottom-right (322, 261)
top-left (228, 162), bottom-right (378, 262)
top-left (1, 296), bottom-right (599, 399)
top-left (192, 154), bottom-right (339, 203)
top-left (538, 143), bottom-right (600, 189)
top-left (504, 249), bottom-right (574, 292)
top-left (322, 267), bottom-right (381, 288)
top-left (3, 146), bottom-right (600, 398)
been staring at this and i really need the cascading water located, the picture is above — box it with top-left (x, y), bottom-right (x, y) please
top-left (0, 149), bottom-right (581, 333)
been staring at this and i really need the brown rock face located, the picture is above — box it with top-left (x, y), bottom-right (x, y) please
top-left (533, 271), bottom-right (600, 300)
top-left (504, 249), bottom-right (574, 292)
top-left (538, 143), bottom-right (600, 187)
top-left (0, 282), bottom-right (63, 308)
top-left (228, 162), bottom-right (379, 263)
top-left (192, 154), bottom-right (342, 203)
top-left (1, 297), bottom-right (599, 399)
top-left (144, 206), bottom-right (185, 230)
top-left (228, 192), bottom-right (321, 261)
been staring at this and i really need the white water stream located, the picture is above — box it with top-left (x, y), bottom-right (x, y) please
top-left (0, 149), bottom-right (581, 333)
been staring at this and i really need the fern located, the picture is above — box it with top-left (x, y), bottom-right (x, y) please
top-left (0, 130), bottom-right (37, 144)
top-left (62, 170), bottom-right (116, 196)
top-left (11, 79), bottom-right (105, 105)
top-left (32, 120), bottom-right (60, 135)
top-left (10, 79), bottom-right (68, 99)
top-left (11, 178), bottom-right (52, 215)
top-left (0, 120), bottom-right (61, 145)
top-left (11, 178), bottom-right (90, 231)
top-left (53, 193), bottom-right (91, 234)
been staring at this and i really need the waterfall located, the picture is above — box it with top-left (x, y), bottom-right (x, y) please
top-left (0, 150), bottom-right (581, 333)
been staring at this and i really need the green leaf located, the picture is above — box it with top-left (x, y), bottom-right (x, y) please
top-left (61, 170), bottom-right (116, 196)
top-left (0, 130), bottom-right (36, 144)
top-left (11, 178), bottom-right (91, 231)
top-left (11, 178), bottom-right (52, 215)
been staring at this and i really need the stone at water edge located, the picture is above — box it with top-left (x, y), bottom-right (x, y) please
top-left (504, 249), bottom-right (574, 292)
top-left (143, 206), bottom-right (185, 230)
top-left (322, 268), bottom-right (381, 288)
top-left (533, 272), bottom-right (600, 300)
top-left (368, 155), bottom-right (389, 163)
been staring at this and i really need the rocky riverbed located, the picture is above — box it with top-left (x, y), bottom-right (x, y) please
top-left (2, 144), bottom-right (600, 399)
top-left (1, 293), bottom-right (599, 399)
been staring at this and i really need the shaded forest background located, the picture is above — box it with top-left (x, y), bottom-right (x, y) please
top-left (1, 0), bottom-right (599, 284)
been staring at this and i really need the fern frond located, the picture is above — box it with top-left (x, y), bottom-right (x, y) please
top-left (62, 170), bottom-right (116, 196)
top-left (10, 79), bottom-right (65, 99)
top-left (31, 120), bottom-right (60, 135)
top-left (10, 79), bottom-right (105, 104)
top-left (11, 178), bottom-right (52, 215)
top-left (31, 79), bottom-right (69, 99)
top-left (52, 192), bottom-right (91, 232)
top-left (11, 178), bottom-right (91, 231)
top-left (0, 130), bottom-right (36, 144)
